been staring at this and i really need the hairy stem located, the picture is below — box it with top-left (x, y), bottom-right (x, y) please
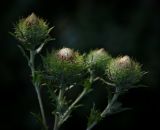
top-left (53, 88), bottom-right (64, 130)
top-left (86, 88), bottom-right (120, 130)
top-left (101, 90), bottom-right (119, 117)
top-left (53, 114), bottom-right (59, 130)
top-left (61, 88), bottom-right (87, 123)
top-left (29, 50), bottom-right (47, 130)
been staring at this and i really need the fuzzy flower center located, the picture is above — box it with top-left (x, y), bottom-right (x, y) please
top-left (57, 48), bottom-right (74, 60)
top-left (116, 56), bottom-right (131, 69)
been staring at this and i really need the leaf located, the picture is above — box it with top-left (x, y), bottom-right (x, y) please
top-left (130, 84), bottom-right (149, 89)
top-left (87, 104), bottom-right (101, 127)
top-left (36, 43), bottom-right (46, 54)
top-left (84, 79), bottom-right (92, 91)
top-left (111, 102), bottom-right (122, 111)
top-left (30, 112), bottom-right (43, 127)
top-left (17, 45), bottom-right (29, 62)
top-left (107, 101), bottom-right (131, 115)
top-left (47, 26), bottom-right (55, 34)
top-left (65, 84), bottom-right (75, 91)
top-left (108, 107), bottom-right (132, 115)
top-left (9, 32), bottom-right (16, 38)
top-left (36, 37), bottom-right (55, 54)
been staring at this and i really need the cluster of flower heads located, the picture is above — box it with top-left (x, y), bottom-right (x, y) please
top-left (14, 13), bottom-right (145, 90)
top-left (43, 47), bottom-right (144, 90)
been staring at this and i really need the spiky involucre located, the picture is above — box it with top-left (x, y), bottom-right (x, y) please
top-left (44, 48), bottom-right (86, 86)
top-left (107, 56), bottom-right (144, 87)
top-left (14, 13), bottom-right (52, 50)
top-left (86, 48), bottom-right (111, 75)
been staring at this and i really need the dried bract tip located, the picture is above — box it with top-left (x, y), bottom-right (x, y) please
top-left (25, 13), bottom-right (39, 26)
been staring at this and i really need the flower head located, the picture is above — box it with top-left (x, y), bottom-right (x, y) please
top-left (107, 56), bottom-right (144, 88)
top-left (14, 13), bottom-right (53, 50)
top-left (44, 48), bottom-right (86, 86)
top-left (86, 48), bottom-right (111, 75)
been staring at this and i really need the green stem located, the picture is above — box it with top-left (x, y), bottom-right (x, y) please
top-left (29, 50), bottom-right (47, 130)
top-left (53, 86), bottom-right (64, 130)
top-left (61, 88), bottom-right (87, 123)
top-left (101, 89), bottom-right (120, 117)
top-left (86, 88), bottom-right (120, 130)
top-left (53, 114), bottom-right (59, 130)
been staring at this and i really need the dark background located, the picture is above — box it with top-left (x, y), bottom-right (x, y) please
top-left (0, 0), bottom-right (160, 130)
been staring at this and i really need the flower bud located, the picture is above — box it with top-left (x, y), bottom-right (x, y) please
top-left (86, 48), bottom-right (111, 75)
top-left (25, 13), bottom-right (39, 26)
top-left (44, 48), bottom-right (85, 86)
top-left (14, 13), bottom-right (53, 50)
top-left (107, 56), bottom-right (144, 87)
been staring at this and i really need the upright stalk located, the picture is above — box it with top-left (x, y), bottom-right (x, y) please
top-left (29, 50), bottom-right (47, 130)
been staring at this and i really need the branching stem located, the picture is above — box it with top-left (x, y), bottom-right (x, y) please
top-left (86, 88), bottom-right (120, 130)
top-left (29, 50), bottom-right (47, 130)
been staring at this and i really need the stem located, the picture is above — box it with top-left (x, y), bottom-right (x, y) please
top-left (86, 88), bottom-right (120, 130)
top-left (60, 88), bottom-right (87, 125)
top-left (53, 88), bottom-right (64, 130)
top-left (29, 50), bottom-right (47, 130)
top-left (65, 89), bottom-right (87, 118)
top-left (86, 121), bottom-right (97, 130)
top-left (53, 115), bottom-right (59, 130)
top-left (101, 89), bottom-right (120, 117)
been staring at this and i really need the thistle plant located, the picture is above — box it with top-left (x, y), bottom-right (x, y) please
top-left (12, 13), bottom-right (54, 130)
top-left (12, 13), bottom-right (147, 130)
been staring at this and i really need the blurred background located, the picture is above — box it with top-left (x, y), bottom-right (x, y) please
top-left (0, 0), bottom-right (160, 130)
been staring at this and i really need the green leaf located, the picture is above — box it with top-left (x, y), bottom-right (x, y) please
top-left (84, 79), bottom-right (92, 91)
top-left (87, 104), bottom-right (101, 127)
top-left (31, 112), bottom-right (44, 129)
top-left (17, 45), bottom-right (29, 62)
top-left (107, 101), bottom-right (131, 115)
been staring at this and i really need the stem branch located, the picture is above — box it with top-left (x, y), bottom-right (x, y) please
top-left (86, 88), bottom-right (120, 130)
top-left (29, 50), bottom-right (47, 130)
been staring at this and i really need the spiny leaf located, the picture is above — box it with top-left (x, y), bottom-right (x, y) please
top-left (17, 45), bottom-right (29, 62)
top-left (87, 104), bottom-right (101, 127)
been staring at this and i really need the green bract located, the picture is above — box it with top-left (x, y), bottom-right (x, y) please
top-left (86, 48), bottom-right (111, 75)
top-left (44, 48), bottom-right (86, 86)
top-left (14, 13), bottom-right (53, 50)
top-left (107, 55), bottom-right (144, 87)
